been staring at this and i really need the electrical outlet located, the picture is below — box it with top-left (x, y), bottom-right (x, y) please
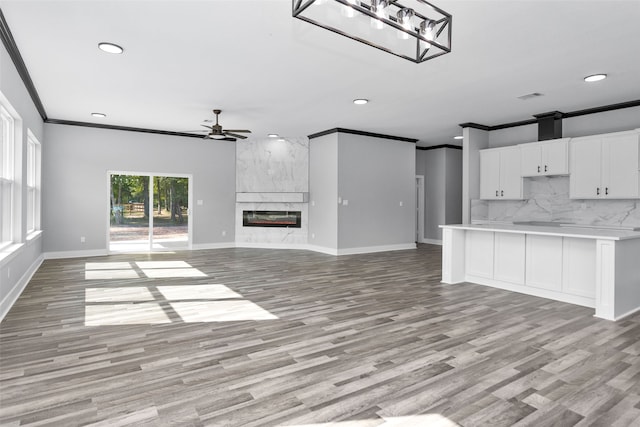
top-left (311, 233), bottom-right (315, 239)
top-left (197, 199), bottom-right (203, 206)
top-left (222, 230), bottom-right (226, 237)
top-left (399, 201), bottom-right (404, 207)
top-left (80, 236), bottom-right (86, 243)
top-left (342, 199), bottom-right (349, 206)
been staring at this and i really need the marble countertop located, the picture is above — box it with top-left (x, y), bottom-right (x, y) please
top-left (440, 223), bottom-right (640, 241)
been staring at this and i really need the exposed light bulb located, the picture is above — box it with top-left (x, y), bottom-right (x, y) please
top-left (420, 19), bottom-right (436, 41)
top-left (397, 8), bottom-right (414, 40)
top-left (370, 0), bottom-right (388, 29)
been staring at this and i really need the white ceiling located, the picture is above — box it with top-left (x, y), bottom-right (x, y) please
top-left (1, 0), bottom-right (639, 146)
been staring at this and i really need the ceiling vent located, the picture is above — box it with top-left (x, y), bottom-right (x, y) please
top-left (517, 92), bottom-right (544, 101)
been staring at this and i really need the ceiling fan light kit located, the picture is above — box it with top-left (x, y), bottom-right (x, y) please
top-left (200, 109), bottom-right (252, 141)
top-left (292, 0), bottom-right (452, 63)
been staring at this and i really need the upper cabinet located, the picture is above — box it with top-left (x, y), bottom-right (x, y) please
top-left (480, 146), bottom-right (523, 200)
top-left (570, 131), bottom-right (640, 199)
top-left (520, 138), bottom-right (569, 177)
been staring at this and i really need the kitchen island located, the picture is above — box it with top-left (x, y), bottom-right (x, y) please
top-left (440, 223), bottom-right (640, 321)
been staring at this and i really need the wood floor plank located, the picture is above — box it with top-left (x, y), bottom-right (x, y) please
top-left (2, 245), bottom-right (640, 426)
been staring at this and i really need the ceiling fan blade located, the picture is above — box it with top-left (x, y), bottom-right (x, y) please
top-left (223, 129), bottom-right (251, 133)
top-left (201, 124), bottom-right (213, 129)
top-left (225, 132), bottom-right (248, 139)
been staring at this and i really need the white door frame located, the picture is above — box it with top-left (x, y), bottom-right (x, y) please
top-left (416, 175), bottom-right (425, 244)
top-left (107, 171), bottom-right (193, 253)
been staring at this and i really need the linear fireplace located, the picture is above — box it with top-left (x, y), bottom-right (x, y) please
top-left (242, 210), bottom-right (302, 228)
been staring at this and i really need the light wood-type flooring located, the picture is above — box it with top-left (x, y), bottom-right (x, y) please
top-left (2, 245), bottom-right (640, 426)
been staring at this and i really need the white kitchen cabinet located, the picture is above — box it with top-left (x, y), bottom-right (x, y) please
top-left (465, 230), bottom-right (494, 279)
top-left (525, 235), bottom-right (563, 291)
top-left (494, 233), bottom-right (525, 284)
top-left (562, 238), bottom-right (596, 298)
top-left (520, 138), bottom-right (569, 177)
top-left (570, 131), bottom-right (640, 199)
top-left (479, 146), bottom-right (523, 200)
top-left (441, 223), bottom-right (640, 321)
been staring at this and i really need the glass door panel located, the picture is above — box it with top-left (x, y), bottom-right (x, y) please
top-left (151, 176), bottom-right (189, 250)
top-left (109, 174), bottom-right (150, 252)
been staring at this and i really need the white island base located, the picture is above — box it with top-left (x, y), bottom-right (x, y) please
top-left (440, 224), bottom-right (640, 321)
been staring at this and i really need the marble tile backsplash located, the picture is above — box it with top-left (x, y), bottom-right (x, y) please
top-left (471, 176), bottom-right (640, 228)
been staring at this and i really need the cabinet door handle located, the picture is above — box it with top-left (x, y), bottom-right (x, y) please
top-left (496, 190), bottom-right (499, 197)
top-left (501, 190), bottom-right (504, 197)
top-left (544, 165), bottom-right (548, 172)
top-left (605, 187), bottom-right (609, 195)
top-left (537, 165), bottom-right (540, 173)
top-left (597, 187), bottom-right (600, 195)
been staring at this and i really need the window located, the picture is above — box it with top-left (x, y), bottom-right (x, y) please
top-left (26, 131), bottom-right (41, 234)
top-left (0, 104), bottom-right (14, 249)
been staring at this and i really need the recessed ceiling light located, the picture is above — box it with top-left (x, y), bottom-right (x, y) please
top-left (91, 112), bottom-right (107, 118)
top-left (268, 134), bottom-right (279, 138)
top-left (584, 74), bottom-right (607, 82)
top-left (454, 136), bottom-right (463, 140)
top-left (98, 42), bottom-right (124, 54)
top-left (353, 99), bottom-right (369, 105)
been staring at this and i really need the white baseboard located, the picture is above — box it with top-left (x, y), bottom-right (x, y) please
top-left (336, 243), bottom-right (417, 256)
top-left (191, 242), bottom-right (236, 251)
top-left (235, 242), bottom-right (308, 251)
top-left (0, 254), bottom-right (44, 322)
top-left (44, 249), bottom-right (109, 260)
top-left (466, 274), bottom-right (595, 309)
top-left (422, 239), bottom-right (442, 245)
top-left (305, 245), bottom-right (339, 256)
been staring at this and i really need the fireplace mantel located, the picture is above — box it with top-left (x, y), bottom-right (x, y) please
top-left (236, 192), bottom-right (309, 203)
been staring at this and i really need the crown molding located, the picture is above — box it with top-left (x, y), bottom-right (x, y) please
top-left (308, 127), bottom-right (418, 143)
top-left (0, 8), bottom-right (47, 120)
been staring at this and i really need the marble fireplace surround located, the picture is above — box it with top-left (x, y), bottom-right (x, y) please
top-left (235, 137), bottom-right (309, 246)
top-left (471, 176), bottom-right (640, 229)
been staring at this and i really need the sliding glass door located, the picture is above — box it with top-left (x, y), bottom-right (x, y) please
top-left (109, 173), bottom-right (190, 252)
top-left (151, 176), bottom-right (189, 250)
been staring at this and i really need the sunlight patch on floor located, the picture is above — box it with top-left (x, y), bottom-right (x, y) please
top-left (157, 284), bottom-right (243, 300)
top-left (85, 269), bottom-right (140, 280)
top-left (85, 287), bottom-right (154, 302)
top-left (84, 282), bottom-right (279, 325)
top-left (84, 260), bottom-right (207, 279)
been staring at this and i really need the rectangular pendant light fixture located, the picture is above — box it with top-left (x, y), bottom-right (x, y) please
top-left (292, 0), bottom-right (452, 64)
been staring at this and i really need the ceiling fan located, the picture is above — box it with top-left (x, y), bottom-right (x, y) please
top-left (200, 109), bottom-right (251, 141)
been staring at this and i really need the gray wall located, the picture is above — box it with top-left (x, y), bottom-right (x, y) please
top-left (42, 124), bottom-right (236, 253)
top-left (0, 42), bottom-right (45, 318)
top-left (337, 133), bottom-right (415, 249)
top-left (309, 133), bottom-right (338, 249)
top-left (444, 148), bottom-right (463, 227)
top-left (416, 147), bottom-right (463, 241)
top-left (462, 127), bottom-right (489, 223)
